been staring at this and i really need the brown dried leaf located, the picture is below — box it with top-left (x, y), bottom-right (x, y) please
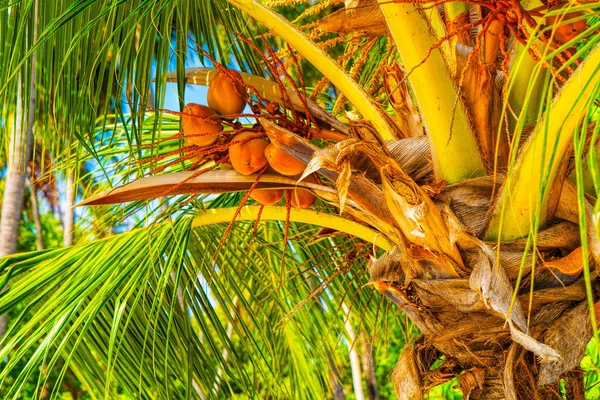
top-left (382, 63), bottom-right (423, 138)
top-left (468, 242), bottom-right (560, 361)
top-left (518, 281), bottom-right (587, 312)
top-left (380, 162), bottom-right (464, 276)
top-left (557, 181), bottom-right (600, 264)
top-left (499, 221), bottom-right (580, 252)
top-left (368, 246), bottom-right (405, 283)
top-left (411, 279), bottom-right (484, 313)
top-left (262, 120), bottom-right (403, 242)
top-left (538, 301), bottom-right (595, 385)
top-left (295, 143), bottom-right (354, 214)
top-left (467, 242), bottom-right (526, 328)
top-left (459, 44), bottom-right (508, 171)
top-left (317, 0), bottom-right (389, 38)
top-left (266, 118), bottom-right (431, 182)
top-left (532, 247), bottom-right (583, 290)
top-left (392, 343), bottom-right (424, 400)
top-left (77, 171), bottom-right (336, 206)
top-left (369, 245), bottom-right (437, 281)
top-left (298, 145), bottom-right (340, 181)
top-left (444, 207), bottom-right (561, 361)
top-left (386, 136), bottom-right (432, 181)
top-left (508, 323), bottom-right (560, 363)
top-left (464, 250), bottom-right (533, 281)
top-left (336, 162), bottom-right (351, 214)
top-left (503, 344), bottom-right (522, 400)
top-left (457, 368), bottom-right (485, 400)
top-left (435, 175), bottom-right (503, 237)
top-left (556, 179), bottom-right (579, 224)
top-left (563, 371), bottom-right (586, 400)
top-left (368, 248), bottom-right (442, 332)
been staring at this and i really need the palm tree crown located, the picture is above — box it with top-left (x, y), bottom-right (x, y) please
top-left (1, 0), bottom-right (600, 399)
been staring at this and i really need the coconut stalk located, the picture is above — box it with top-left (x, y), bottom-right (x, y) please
top-left (486, 44), bottom-right (600, 241)
top-left (191, 206), bottom-right (393, 251)
top-left (226, 0), bottom-right (397, 141)
top-left (316, 0), bottom-right (389, 38)
top-left (506, 35), bottom-right (548, 135)
top-left (377, 0), bottom-right (485, 183)
top-left (444, 2), bottom-right (472, 46)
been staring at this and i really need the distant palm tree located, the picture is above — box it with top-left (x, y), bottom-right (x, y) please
top-left (1, 0), bottom-right (599, 399)
top-left (0, 0), bottom-right (38, 342)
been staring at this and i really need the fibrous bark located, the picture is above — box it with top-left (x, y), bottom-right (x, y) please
top-left (370, 176), bottom-right (599, 399)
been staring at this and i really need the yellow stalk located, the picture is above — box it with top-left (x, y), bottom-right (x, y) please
top-left (445, 2), bottom-right (469, 21)
top-left (507, 41), bottom-right (547, 134)
top-left (444, 2), bottom-right (472, 49)
top-left (423, 5), bottom-right (455, 73)
top-left (504, 0), bottom-right (550, 140)
top-left (486, 44), bottom-right (600, 241)
top-left (378, 1), bottom-right (485, 184)
top-left (506, 0), bottom-right (547, 135)
top-left (226, 0), bottom-right (396, 141)
top-left (192, 206), bottom-right (393, 251)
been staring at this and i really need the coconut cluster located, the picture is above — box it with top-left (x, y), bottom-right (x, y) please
top-left (181, 67), bottom-right (316, 208)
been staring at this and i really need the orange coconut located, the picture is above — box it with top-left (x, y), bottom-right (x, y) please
top-left (264, 143), bottom-right (306, 176)
top-left (207, 69), bottom-right (247, 116)
top-left (250, 189), bottom-right (284, 205)
top-left (289, 188), bottom-right (317, 208)
top-left (229, 133), bottom-right (269, 175)
top-left (182, 103), bottom-right (222, 147)
top-left (289, 174), bottom-right (317, 208)
top-left (546, 6), bottom-right (588, 44)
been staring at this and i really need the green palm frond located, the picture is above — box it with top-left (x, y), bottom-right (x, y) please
top-left (0, 0), bottom-right (268, 160)
top-left (0, 211), bottom-right (398, 399)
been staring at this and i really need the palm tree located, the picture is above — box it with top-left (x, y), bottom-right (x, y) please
top-left (0, 0), bottom-right (38, 342)
top-left (1, 0), bottom-right (600, 399)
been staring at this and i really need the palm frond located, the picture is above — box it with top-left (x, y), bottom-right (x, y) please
top-left (0, 211), bottom-right (398, 398)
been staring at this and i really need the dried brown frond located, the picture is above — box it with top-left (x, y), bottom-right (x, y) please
top-left (316, 0), bottom-right (389, 37)
top-left (263, 0), bottom-right (310, 6)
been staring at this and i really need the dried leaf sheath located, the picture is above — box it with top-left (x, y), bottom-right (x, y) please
top-left (380, 163), bottom-right (464, 276)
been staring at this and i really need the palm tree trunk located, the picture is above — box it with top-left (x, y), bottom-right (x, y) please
top-left (361, 332), bottom-right (379, 400)
top-left (29, 181), bottom-right (44, 250)
top-left (328, 352), bottom-right (346, 400)
top-left (0, 81), bottom-right (34, 256)
top-left (0, 0), bottom-right (38, 340)
top-left (63, 170), bottom-right (75, 246)
top-left (0, 78), bottom-right (35, 339)
top-left (342, 303), bottom-right (365, 400)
